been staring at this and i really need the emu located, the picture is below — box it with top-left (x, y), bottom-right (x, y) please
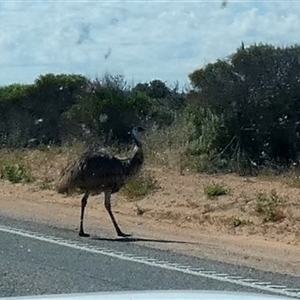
top-left (57, 126), bottom-right (145, 237)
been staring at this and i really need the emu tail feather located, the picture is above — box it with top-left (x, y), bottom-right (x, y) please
top-left (56, 161), bottom-right (78, 194)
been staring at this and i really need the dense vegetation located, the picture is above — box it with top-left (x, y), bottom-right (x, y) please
top-left (1, 43), bottom-right (300, 174)
top-left (187, 43), bottom-right (300, 172)
top-left (0, 73), bottom-right (184, 148)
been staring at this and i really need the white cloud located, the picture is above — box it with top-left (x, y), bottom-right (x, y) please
top-left (0, 1), bottom-right (300, 87)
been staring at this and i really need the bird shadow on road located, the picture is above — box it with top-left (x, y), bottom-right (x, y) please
top-left (91, 236), bottom-right (199, 245)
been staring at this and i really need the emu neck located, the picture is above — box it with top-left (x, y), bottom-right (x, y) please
top-left (125, 145), bottom-right (144, 177)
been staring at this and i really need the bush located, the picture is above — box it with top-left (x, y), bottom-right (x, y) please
top-left (204, 183), bottom-right (228, 199)
top-left (66, 75), bottom-right (153, 145)
top-left (1, 163), bottom-right (34, 183)
top-left (121, 171), bottom-right (159, 201)
top-left (229, 216), bottom-right (252, 227)
top-left (255, 190), bottom-right (285, 222)
top-left (39, 181), bottom-right (53, 190)
top-left (188, 43), bottom-right (300, 172)
top-left (135, 205), bottom-right (148, 216)
top-left (0, 73), bottom-right (87, 148)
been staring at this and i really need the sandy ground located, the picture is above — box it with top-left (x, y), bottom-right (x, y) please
top-left (0, 167), bottom-right (300, 277)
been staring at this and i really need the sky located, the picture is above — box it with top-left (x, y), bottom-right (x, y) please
top-left (0, 0), bottom-right (300, 88)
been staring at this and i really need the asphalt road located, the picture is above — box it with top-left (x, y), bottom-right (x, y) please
top-left (0, 215), bottom-right (300, 299)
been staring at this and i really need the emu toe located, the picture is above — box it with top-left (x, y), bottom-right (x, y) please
top-left (118, 231), bottom-right (132, 237)
top-left (79, 231), bottom-right (90, 237)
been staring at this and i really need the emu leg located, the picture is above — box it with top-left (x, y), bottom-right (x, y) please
top-left (79, 191), bottom-right (90, 237)
top-left (104, 191), bottom-right (131, 237)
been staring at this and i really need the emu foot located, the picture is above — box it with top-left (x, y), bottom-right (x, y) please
top-left (79, 231), bottom-right (90, 237)
top-left (117, 231), bottom-right (132, 237)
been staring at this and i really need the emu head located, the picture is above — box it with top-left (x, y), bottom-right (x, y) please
top-left (131, 126), bottom-right (145, 147)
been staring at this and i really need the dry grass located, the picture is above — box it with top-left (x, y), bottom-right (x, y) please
top-left (0, 142), bottom-right (87, 186)
top-left (121, 170), bottom-right (159, 201)
top-left (0, 119), bottom-right (190, 188)
top-left (144, 118), bottom-right (191, 172)
top-left (1, 128), bottom-right (300, 245)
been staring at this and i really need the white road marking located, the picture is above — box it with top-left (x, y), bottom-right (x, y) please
top-left (0, 225), bottom-right (299, 299)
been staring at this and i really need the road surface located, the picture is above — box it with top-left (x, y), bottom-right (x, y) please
top-left (0, 215), bottom-right (300, 298)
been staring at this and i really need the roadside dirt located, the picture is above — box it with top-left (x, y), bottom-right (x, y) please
top-left (0, 167), bottom-right (300, 277)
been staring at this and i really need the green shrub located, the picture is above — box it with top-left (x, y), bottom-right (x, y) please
top-left (122, 172), bottom-right (159, 201)
top-left (1, 163), bottom-right (34, 183)
top-left (255, 190), bottom-right (285, 222)
top-left (204, 183), bottom-right (228, 199)
top-left (188, 44), bottom-right (300, 170)
top-left (135, 205), bottom-right (148, 216)
top-left (39, 181), bottom-right (53, 190)
top-left (230, 216), bottom-right (252, 227)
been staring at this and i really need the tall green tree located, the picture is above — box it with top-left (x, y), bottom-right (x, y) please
top-left (188, 43), bottom-right (300, 169)
top-left (66, 74), bottom-right (152, 144)
top-left (0, 73), bottom-right (87, 147)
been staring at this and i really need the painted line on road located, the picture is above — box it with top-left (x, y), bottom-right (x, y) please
top-left (0, 225), bottom-right (299, 299)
